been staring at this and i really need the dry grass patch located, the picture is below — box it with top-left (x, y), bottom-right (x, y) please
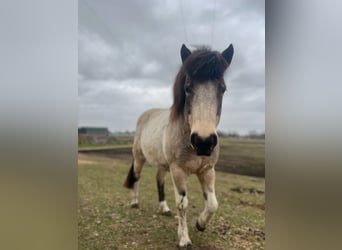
top-left (78, 153), bottom-right (264, 249)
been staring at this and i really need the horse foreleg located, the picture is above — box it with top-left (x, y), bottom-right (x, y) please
top-left (196, 167), bottom-right (218, 231)
top-left (170, 164), bottom-right (192, 248)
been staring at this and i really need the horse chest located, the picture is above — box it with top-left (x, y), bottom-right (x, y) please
top-left (181, 156), bottom-right (215, 174)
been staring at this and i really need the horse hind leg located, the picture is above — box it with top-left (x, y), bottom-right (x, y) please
top-left (156, 167), bottom-right (171, 216)
top-left (124, 157), bottom-right (145, 208)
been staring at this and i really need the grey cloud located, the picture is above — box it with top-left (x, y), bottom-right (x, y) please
top-left (79, 0), bottom-right (265, 134)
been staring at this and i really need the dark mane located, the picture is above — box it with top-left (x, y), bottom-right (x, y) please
top-left (170, 47), bottom-right (228, 122)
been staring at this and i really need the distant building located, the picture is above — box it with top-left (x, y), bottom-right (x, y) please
top-left (78, 127), bottom-right (110, 144)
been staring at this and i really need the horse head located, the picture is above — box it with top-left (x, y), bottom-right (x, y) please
top-left (174, 44), bottom-right (234, 156)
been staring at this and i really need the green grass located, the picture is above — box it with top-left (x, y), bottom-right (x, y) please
top-left (78, 153), bottom-right (265, 249)
top-left (78, 136), bottom-right (133, 149)
top-left (78, 137), bottom-right (265, 177)
top-left (78, 144), bottom-right (132, 151)
top-left (78, 142), bottom-right (132, 150)
top-left (217, 138), bottom-right (265, 177)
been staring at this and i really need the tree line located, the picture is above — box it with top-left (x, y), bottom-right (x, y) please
top-left (217, 130), bottom-right (265, 139)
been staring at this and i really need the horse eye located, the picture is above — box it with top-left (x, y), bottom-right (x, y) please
top-left (184, 83), bottom-right (193, 94)
top-left (219, 83), bottom-right (226, 93)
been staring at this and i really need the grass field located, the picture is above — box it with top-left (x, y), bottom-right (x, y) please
top-left (217, 138), bottom-right (265, 177)
top-left (78, 138), bottom-right (265, 249)
top-left (79, 137), bottom-right (265, 177)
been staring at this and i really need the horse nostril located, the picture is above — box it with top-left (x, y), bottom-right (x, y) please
top-left (190, 133), bottom-right (199, 149)
top-left (190, 133), bottom-right (218, 156)
top-left (210, 134), bottom-right (218, 148)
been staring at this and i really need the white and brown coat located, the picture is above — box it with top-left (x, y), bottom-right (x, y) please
top-left (124, 44), bottom-right (234, 248)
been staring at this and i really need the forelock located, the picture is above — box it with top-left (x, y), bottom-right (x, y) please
top-left (184, 48), bottom-right (228, 82)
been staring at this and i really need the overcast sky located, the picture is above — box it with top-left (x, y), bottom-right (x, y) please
top-left (78, 0), bottom-right (264, 135)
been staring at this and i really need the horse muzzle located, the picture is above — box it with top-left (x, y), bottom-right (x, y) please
top-left (190, 133), bottom-right (218, 156)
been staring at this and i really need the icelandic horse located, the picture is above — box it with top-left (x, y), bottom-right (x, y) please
top-left (124, 44), bottom-right (234, 248)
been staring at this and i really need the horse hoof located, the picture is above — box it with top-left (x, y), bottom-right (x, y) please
top-left (131, 203), bottom-right (139, 209)
top-left (178, 242), bottom-right (192, 249)
top-left (196, 220), bottom-right (206, 231)
top-left (161, 210), bottom-right (172, 216)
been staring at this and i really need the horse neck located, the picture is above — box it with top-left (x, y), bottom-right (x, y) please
top-left (175, 115), bottom-right (191, 138)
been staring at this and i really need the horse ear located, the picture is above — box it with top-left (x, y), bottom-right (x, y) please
top-left (181, 44), bottom-right (191, 63)
top-left (222, 44), bottom-right (234, 65)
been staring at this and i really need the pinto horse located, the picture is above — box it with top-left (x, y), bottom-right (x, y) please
top-left (124, 44), bottom-right (234, 248)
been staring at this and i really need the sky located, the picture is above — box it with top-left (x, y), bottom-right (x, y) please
top-left (78, 0), bottom-right (264, 135)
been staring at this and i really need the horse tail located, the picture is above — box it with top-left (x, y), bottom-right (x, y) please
top-left (124, 160), bottom-right (137, 189)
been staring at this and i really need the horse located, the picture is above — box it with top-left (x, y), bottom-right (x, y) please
top-left (124, 43), bottom-right (234, 248)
